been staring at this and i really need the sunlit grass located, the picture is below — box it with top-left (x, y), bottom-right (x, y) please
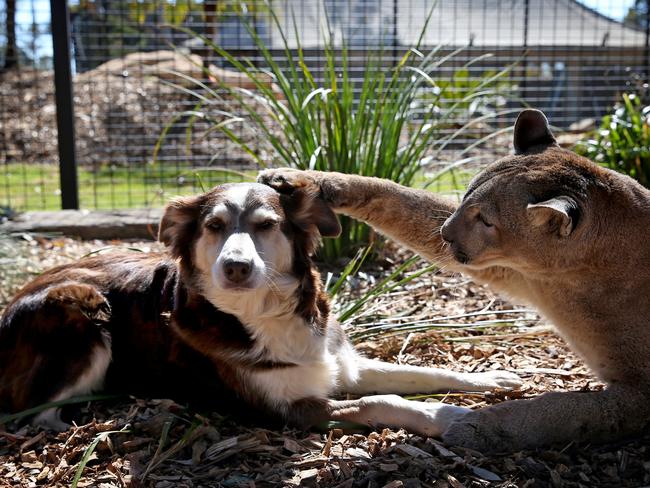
top-left (0, 163), bottom-right (254, 211)
top-left (1, 162), bottom-right (472, 211)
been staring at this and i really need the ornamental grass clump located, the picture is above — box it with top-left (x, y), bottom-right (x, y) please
top-left (163, 4), bottom-right (515, 261)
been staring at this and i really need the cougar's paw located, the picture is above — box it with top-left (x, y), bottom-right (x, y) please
top-left (472, 370), bottom-right (523, 390)
top-left (257, 168), bottom-right (318, 195)
top-left (442, 409), bottom-right (516, 453)
top-left (443, 418), bottom-right (495, 452)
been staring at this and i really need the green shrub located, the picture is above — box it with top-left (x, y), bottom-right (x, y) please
top-left (577, 93), bottom-right (650, 187)
top-left (164, 5), bottom-right (515, 261)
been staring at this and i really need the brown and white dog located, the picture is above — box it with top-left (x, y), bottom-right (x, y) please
top-left (0, 183), bottom-right (521, 433)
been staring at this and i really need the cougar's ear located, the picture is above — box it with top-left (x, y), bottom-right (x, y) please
top-left (281, 188), bottom-right (341, 253)
top-left (514, 109), bottom-right (557, 154)
top-left (527, 196), bottom-right (578, 238)
top-left (159, 195), bottom-right (203, 258)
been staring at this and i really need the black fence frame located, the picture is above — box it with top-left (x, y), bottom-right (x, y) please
top-left (51, 0), bottom-right (78, 209)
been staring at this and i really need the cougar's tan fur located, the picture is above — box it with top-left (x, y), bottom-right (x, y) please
top-left (259, 109), bottom-right (650, 452)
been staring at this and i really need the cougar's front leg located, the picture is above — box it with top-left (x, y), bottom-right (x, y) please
top-left (443, 385), bottom-right (650, 452)
top-left (258, 169), bottom-right (457, 263)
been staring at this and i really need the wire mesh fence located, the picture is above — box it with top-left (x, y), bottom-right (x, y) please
top-left (0, 0), bottom-right (648, 211)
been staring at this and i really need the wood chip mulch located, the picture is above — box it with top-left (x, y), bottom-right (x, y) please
top-left (1, 235), bottom-right (649, 487)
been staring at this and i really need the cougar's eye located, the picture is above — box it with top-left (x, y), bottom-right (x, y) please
top-left (478, 213), bottom-right (494, 228)
top-left (256, 220), bottom-right (277, 231)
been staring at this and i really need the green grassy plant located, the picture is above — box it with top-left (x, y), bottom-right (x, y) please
top-left (71, 425), bottom-right (130, 488)
top-left (0, 393), bottom-right (122, 425)
top-left (577, 93), bottom-right (650, 187)
top-left (164, 3), bottom-right (515, 261)
top-left (326, 246), bottom-right (536, 343)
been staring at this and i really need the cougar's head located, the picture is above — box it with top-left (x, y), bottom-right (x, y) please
top-left (441, 109), bottom-right (608, 272)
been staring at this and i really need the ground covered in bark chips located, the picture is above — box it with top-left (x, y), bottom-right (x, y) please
top-left (1, 235), bottom-right (649, 488)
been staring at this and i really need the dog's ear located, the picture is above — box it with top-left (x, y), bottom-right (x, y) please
top-left (281, 189), bottom-right (341, 247)
top-left (527, 196), bottom-right (578, 238)
top-left (514, 109), bottom-right (557, 154)
top-left (303, 195), bottom-right (342, 238)
top-left (159, 195), bottom-right (203, 259)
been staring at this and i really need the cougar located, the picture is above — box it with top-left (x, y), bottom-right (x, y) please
top-left (258, 109), bottom-right (650, 452)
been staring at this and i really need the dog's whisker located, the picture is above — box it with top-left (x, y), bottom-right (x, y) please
top-left (265, 278), bottom-right (282, 295)
top-left (263, 267), bottom-right (284, 279)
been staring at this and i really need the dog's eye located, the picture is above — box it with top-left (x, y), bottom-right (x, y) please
top-left (256, 220), bottom-right (277, 231)
top-left (206, 220), bottom-right (225, 232)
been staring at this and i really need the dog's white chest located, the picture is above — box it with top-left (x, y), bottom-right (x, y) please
top-left (242, 315), bottom-right (340, 408)
top-left (247, 355), bottom-right (339, 408)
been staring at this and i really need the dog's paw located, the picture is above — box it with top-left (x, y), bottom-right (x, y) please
top-left (415, 401), bottom-right (473, 438)
top-left (351, 395), bottom-right (471, 438)
top-left (33, 408), bottom-right (72, 433)
top-left (46, 282), bottom-right (111, 323)
top-left (257, 168), bottom-right (318, 194)
top-left (471, 370), bottom-right (523, 390)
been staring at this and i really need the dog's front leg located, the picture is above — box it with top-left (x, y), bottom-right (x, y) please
top-left (259, 169), bottom-right (456, 263)
top-left (287, 395), bottom-right (469, 438)
top-left (344, 357), bottom-right (522, 395)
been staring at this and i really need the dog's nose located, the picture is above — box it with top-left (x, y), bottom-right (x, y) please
top-left (223, 259), bottom-right (253, 283)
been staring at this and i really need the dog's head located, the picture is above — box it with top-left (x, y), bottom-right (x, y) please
top-left (158, 182), bottom-right (340, 319)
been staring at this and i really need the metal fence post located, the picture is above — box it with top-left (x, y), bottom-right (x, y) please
top-left (521, 0), bottom-right (530, 97)
top-left (50, 0), bottom-right (79, 210)
top-left (645, 3), bottom-right (650, 79)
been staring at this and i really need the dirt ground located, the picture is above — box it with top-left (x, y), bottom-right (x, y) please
top-left (0, 235), bottom-right (648, 488)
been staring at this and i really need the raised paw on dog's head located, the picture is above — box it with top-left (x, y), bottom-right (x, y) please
top-left (257, 168), bottom-right (319, 195)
